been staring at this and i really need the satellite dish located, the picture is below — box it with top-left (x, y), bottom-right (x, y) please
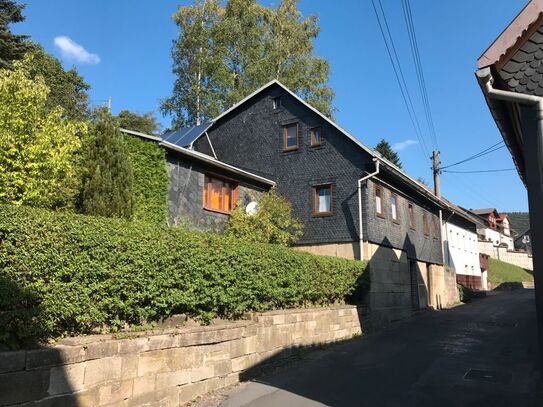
top-left (245, 201), bottom-right (259, 215)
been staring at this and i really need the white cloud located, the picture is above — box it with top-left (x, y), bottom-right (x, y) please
top-left (392, 139), bottom-right (418, 152)
top-left (54, 36), bottom-right (100, 64)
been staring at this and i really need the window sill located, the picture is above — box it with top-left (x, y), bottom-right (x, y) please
top-left (313, 211), bottom-right (333, 217)
top-left (203, 207), bottom-right (232, 216)
top-left (376, 213), bottom-right (385, 219)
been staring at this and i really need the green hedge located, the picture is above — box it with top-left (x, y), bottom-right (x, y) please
top-left (124, 134), bottom-right (169, 224)
top-left (0, 204), bottom-right (367, 347)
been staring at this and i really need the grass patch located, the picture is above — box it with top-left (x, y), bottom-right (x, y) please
top-left (488, 258), bottom-right (533, 285)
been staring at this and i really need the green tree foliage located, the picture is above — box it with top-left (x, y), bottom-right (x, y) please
top-left (80, 109), bottom-right (134, 219)
top-left (0, 203), bottom-right (366, 346)
top-left (0, 0), bottom-right (29, 69)
top-left (117, 110), bottom-right (161, 135)
top-left (504, 212), bottom-right (530, 236)
top-left (162, 0), bottom-right (334, 128)
top-left (161, 0), bottom-right (226, 128)
top-left (375, 139), bottom-right (402, 168)
top-left (0, 56), bottom-right (86, 209)
top-left (226, 189), bottom-right (303, 246)
top-left (21, 44), bottom-right (90, 121)
top-left (124, 134), bottom-right (169, 224)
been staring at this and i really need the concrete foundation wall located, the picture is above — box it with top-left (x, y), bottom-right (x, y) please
top-left (0, 307), bottom-right (362, 407)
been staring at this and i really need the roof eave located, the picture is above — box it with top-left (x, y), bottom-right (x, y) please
top-left (475, 68), bottom-right (527, 184)
top-left (160, 141), bottom-right (276, 187)
top-left (477, 0), bottom-right (543, 70)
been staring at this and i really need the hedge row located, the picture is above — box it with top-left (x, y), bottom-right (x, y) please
top-left (124, 134), bottom-right (169, 224)
top-left (0, 204), bottom-right (367, 347)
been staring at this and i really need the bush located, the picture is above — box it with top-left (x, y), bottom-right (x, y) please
top-left (0, 204), bottom-right (366, 347)
top-left (124, 134), bottom-right (169, 224)
top-left (225, 189), bottom-right (303, 246)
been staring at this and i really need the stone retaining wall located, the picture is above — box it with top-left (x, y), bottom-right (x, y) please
top-left (0, 306), bottom-right (362, 407)
top-left (478, 240), bottom-right (533, 271)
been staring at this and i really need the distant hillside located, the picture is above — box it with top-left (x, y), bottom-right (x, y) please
top-left (505, 212), bottom-right (530, 236)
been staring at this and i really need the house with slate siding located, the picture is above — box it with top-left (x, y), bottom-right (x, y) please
top-left (183, 80), bottom-right (470, 325)
top-left (123, 80), bottom-right (481, 326)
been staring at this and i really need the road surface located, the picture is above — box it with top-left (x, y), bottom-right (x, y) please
top-left (205, 290), bottom-right (539, 407)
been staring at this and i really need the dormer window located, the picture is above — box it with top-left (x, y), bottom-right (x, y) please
top-left (272, 96), bottom-right (281, 109)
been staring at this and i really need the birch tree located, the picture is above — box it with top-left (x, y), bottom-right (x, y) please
top-left (162, 0), bottom-right (335, 128)
top-left (161, 0), bottom-right (226, 129)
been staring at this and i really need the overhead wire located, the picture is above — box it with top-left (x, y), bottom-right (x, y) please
top-left (370, 0), bottom-right (431, 161)
top-left (440, 141), bottom-right (505, 170)
top-left (401, 0), bottom-right (438, 151)
top-left (443, 168), bottom-right (515, 174)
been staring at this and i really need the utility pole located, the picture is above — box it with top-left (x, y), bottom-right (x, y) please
top-left (107, 96), bottom-right (112, 112)
top-left (432, 150), bottom-right (441, 197)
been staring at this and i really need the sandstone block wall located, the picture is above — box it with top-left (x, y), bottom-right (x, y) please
top-left (366, 243), bottom-right (458, 330)
top-left (0, 306), bottom-right (362, 407)
top-left (478, 240), bottom-right (533, 271)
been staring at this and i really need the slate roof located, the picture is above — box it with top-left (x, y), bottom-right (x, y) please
top-left (499, 24), bottom-right (543, 95)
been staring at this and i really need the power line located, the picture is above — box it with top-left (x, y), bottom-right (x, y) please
top-left (370, 0), bottom-right (431, 161)
top-left (443, 168), bottom-right (516, 174)
top-left (440, 141), bottom-right (505, 170)
top-left (401, 0), bottom-right (438, 151)
top-left (442, 172), bottom-right (503, 209)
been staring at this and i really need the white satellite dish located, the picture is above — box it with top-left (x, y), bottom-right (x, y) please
top-left (245, 201), bottom-right (259, 215)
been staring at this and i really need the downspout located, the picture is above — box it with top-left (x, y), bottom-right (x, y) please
top-left (358, 158), bottom-right (380, 261)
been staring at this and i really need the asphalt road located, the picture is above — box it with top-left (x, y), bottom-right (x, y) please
top-left (208, 290), bottom-right (540, 407)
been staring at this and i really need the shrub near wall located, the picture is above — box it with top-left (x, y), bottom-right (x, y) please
top-left (124, 134), bottom-right (169, 224)
top-left (0, 204), bottom-right (366, 347)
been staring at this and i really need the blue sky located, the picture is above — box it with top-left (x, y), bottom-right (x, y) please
top-left (13, 0), bottom-right (530, 212)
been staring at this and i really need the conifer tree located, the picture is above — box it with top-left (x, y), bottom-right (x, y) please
top-left (0, 0), bottom-right (29, 69)
top-left (80, 109), bottom-right (134, 219)
top-left (375, 139), bottom-right (402, 168)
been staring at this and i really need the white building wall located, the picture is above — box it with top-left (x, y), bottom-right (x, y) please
top-left (500, 234), bottom-right (514, 249)
top-left (478, 226), bottom-right (501, 246)
top-left (444, 222), bottom-right (481, 277)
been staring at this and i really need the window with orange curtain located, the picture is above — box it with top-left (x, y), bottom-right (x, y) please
top-left (203, 175), bottom-right (238, 213)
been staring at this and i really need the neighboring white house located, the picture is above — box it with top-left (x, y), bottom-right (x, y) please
top-left (497, 214), bottom-right (514, 249)
top-left (471, 208), bottom-right (513, 248)
top-left (444, 219), bottom-right (486, 290)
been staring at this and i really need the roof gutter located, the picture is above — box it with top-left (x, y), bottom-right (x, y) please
top-left (358, 159), bottom-right (380, 261)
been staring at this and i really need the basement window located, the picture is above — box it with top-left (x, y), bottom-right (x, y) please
top-left (313, 184), bottom-right (332, 216)
top-left (203, 175), bottom-right (238, 214)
